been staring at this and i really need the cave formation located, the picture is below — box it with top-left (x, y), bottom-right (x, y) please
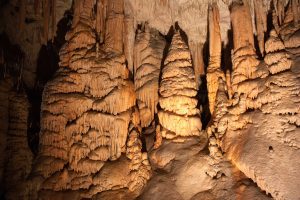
top-left (0, 0), bottom-right (300, 200)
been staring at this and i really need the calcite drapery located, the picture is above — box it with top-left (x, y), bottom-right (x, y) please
top-left (157, 30), bottom-right (202, 141)
top-left (134, 24), bottom-right (165, 128)
top-left (33, 0), bottom-right (150, 198)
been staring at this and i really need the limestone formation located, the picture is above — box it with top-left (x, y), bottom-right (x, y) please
top-left (253, 0), bottom-right (268, 56)
top-left (206, 3), bottom-right (226, 115)
top-left (189, 41), bottom-right (205, 87)
top-left (104, 0), bottom-right (124, 53)
top-left (32, 0), bottom-right (150, 198)
top-left (157, 30), bottom-right (202, 141)
top-left (1, 1), bottom-right (300, 200)
top-left (210, 2), bottom-right (300, 200)
top-left (278, 1), bottom-right (300, 51)
top-left (134, 24), bottom-right (165, 128)
top-left (230, 1), bottom-right (269, 90)
top-left (264, 29), bottom-right (292, 74)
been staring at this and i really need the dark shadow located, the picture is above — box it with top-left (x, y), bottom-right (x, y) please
top-left (265, 4), bottom-right (275, 43)
top-left (198, 12), bottom-right (211, 129)
top-left (221, 29), bottom-right (233, 73)
top-left (198, 75), bottom-right (211, 129)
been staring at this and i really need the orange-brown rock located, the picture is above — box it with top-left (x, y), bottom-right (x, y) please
top-left (134, 24), bottom-right (165, 127)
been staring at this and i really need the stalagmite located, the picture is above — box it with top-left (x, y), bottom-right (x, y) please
top-left (126, 110), bottom-right (151, 193)
top-left (264, 29), bottom-right (292, 74)
top-left (32, 0), bottom-right (150, 198)
top-left (208, 79), bottom-right (228, 158)
top-left (206, 3), bottom-right (225, 115)
top-left (134, 24), bottom-right (165, 127)
top-left (157, 29), bottom-right (202, 141)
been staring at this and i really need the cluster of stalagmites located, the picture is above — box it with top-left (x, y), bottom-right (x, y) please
top-left (1, 0), bottom-right (300, 199)
top-left (209, 2), bottom-right (300, 200)
top-left (31, 0), bottom-right (151, 198)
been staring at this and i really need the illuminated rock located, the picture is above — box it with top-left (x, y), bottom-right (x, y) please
top-left (134, 24), bottom-right (165, 127)
top-left (33, 0), bottom-right (150, 198)
top-left (157, 30), bottom-right (202, 141)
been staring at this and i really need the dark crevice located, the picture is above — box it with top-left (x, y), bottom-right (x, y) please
top-left (199, 20), bottom-right (211, 129)
top-left (265, 8), bottom-right (275, 43)
top-left (221, 29), bottom-right (233, 73)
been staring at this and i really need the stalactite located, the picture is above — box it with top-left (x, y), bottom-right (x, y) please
top-left (157, 30), bottom-right (202, 140)
top-left (134, 24), bottom-right (165, 127)
top-left (189, 42), bottom-right (205, 87)
top-left (124, 16), bottom-right (135, 73)
top-left (96, 0), bottom-right (107, 43)
top-left (254, 0), bottom-right (267, 56)
top-left (104, 0), bottom-right (124, 53)
top-left (231, 1), bottom-right (255, 52)
top-left (207, 3), bottom-right (225, 115)
top-left (230, 1), bottom-right (269, 90)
